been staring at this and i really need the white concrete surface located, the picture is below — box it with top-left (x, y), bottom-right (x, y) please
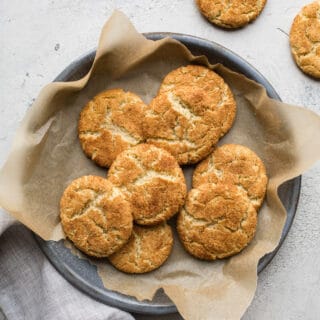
top-left (0, 1), bottom-right (319, 319)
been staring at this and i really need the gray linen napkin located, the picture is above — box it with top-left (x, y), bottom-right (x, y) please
top-left (0, 209), bottom-right (134, 320)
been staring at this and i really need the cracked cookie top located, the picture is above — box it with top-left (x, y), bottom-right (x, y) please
top-left (193, 144), bottom-right (268, 210)
top-left (196, 0), bottom-right (267, 29)
top-left (108, 223), bottom-right (173, 273)
top-left (177, 183), bottom-right (257, 260)
top-left (78, 89), bottom-right (148, 167)
top-left (60, 175), bottom-right (133, 257)
top-left (143, 65), bottom-right (236, 165)
top-left (107, 144), bottom-right (187, 225)
top-left (289, 1), bottom-right (320, 78)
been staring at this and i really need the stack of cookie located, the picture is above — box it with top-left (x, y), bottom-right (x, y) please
top-left (178, 144), bottom-right (267, 260)
top-left (142, 65), bottom-right (236, 164)
top-left (60, 64), bottom-right (268, 273)
top-left (60, 144), bottom-right (185, 274)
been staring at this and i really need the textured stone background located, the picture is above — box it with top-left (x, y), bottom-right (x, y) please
top-left (0, 1), bottom-right (319, 319)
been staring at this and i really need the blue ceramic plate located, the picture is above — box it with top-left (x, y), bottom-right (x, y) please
top-left (35, 33), bottom-right (301, 315)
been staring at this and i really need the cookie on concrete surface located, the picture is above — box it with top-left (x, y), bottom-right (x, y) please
top-left (196, 0), bottom-right (267, 29)
top-left (289, 1), bottom-right (320, 78)
top-left (177, 183), bottom-right (257, 260)
top-left (78, 89), bottom-right (147, 167)
top-left (107, 144), bottom-right (187, 225)
top-left (144, 65), bottom-right (236, 165)
top-left (193, 144), bottom-right (267, 210)
top-left (60, 175), bottom-right (133, 257)
top-left (109, 223), bottom-right (173, 273)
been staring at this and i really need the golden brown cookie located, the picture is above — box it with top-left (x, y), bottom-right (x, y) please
top-left (196, 0), bottom-right (267, 29)
top-left (193, 144), bottom-right (268, 210)
top-left (78, 89), bottom-right (147, 167)
top-left (143, 65), bottom-right (236, 165)
top-left (177, 183), bottom-right (257, 260)
top-left (289, 1), bottom-right (320, 78)
top-left (60, 175), bottom-right (133, 257)
top-left (108, 223), bottom-right (173, 273)
top-left (107, 144), bottom-right (187, 225)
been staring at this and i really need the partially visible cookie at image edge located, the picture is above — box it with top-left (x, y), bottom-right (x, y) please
top-left (289, 1), bottom-right (320, 78)
top-left (60, 175), bottom-right (133, 257)
top-left (196, 0), bottom-right (267, 29)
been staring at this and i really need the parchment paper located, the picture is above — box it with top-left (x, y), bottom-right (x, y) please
top-left (1, 11), bottom-right (320, 320)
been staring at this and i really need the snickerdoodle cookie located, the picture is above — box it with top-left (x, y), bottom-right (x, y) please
top-left (289, 1), bottom-right (320, 78)
top-left (193, 144), bottom-right (267, 210)
top-left (60, 175), bottom-right (133, 257)
top-left (109, 223), bottom-right (173, 273)
top-left (177, 183), bottom-right (257, 260)
top-left (78, 89), bottom-right (147, 167)
top-left (143, 65), bottom-right (236, 165)
top-left (107, 144), bottom-right (187, 225)
top-left (196, 0), bottom-right (267, 29)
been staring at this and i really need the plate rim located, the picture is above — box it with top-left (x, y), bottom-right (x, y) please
top-left (34, 32), bottom-right (301, 315)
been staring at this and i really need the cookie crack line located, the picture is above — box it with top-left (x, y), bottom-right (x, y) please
top-left (183, 198), bottom-right (250, 234)
top-left (70, 191), bottom-right (106, 220)
top-left (78, 130), bottom-right (102, 138)
top-left (132, 170), bottom-right (179, 186)
top-left (295, 42), bottom-right (320, 59)
top-left (79, 96), bottom-right (143, 146)
top-left (183, 206), bottom-right (235, 232)
top-left (147, 137), bottom-right (197, 149)
top-left (167, 91), bottom-right (202, 122)
top-left (214, 8), bottom-right (258, 23)
top-left (135, 231), bottom-right (158, 270)
top-left (218, 84), bottom-right (232, 110)
top-left (204, 155), bottom-right (223, 177)
top-left (133, 231), bottom-right (142, 269)
top-left (256, 0), bottom-right (264, 10)
top-left (87, 215), bottom-right (107, 236)
top-left (101, 109), bottom-right (141, 145)
top-left (114, 149), bottom-right (181, 188)
top-left (145, 105), bottom-right (198, 149)
top-left (183, 207), bottom-right (223, 229)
